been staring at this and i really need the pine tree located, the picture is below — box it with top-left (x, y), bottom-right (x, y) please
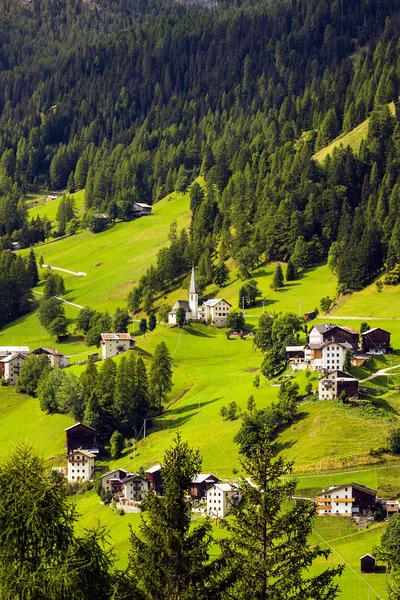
top-left (270, 264), bottom-right (284, 290)
top-left (149, 342), bottom-right (173, 409)
top-left (176, 306), bottom-right (186, 328)
top-left (26, 249), bottom-right (39, 287)
top-left (221, 440), bottom-right (343, 599)
top-left (133, 357), bottom-right (150, 433)
top-left (113, 307), bottom-right (130, 332)
top-left (110, 431), bottom-right (125, 459)
top-left (213, 260), bottom-right (229, 286)
top-left (128, 433), bottom-right (228, 599)
top-left (148, 313), bottom-right (157, 331)
top-left (285, 259), bottom-right (296, 281)
top-left (96, 358), bottom-right (118, 438)
top-left (114, 355), bottom-right (136, 435)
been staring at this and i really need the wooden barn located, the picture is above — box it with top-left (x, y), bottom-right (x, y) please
top-left (360, 554), bottom-right (376, 573)
top-left (145, 464), bottom-right (164, 495)
top-left (361, 328), bottom-right (392, 354)
top-left (65, 423), bottom-right (97, 455)
top-left (323, 325), bottom-right (360, 351)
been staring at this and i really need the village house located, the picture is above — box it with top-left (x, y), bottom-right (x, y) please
top-left (206, 483), bottom-right (241, 518)
top-left (100, 469), bottom-right (128, 494)
top-left (65, 423), bottom-right (98, 455)
top-left (131, 202), bottom-right (152, 218)
top-left (316, 483), bottom-right (376, 516)
top-left (145, 464), bottom-right (164, 495)
top-left (308, 324), bottom-right (360, 351)
top-left (384, 500), bottom-right (400, 517)
top-left (168, 267), bottom-right (231, 327)
top-left (318, 370), bottom-right (359, 400)
top-left (11, 241), bottom-right (21, 251)
top-left (100, 333), bottom-right (135, 360)
top-left (0, 353), bottom-right (26, 384)
top-left (0, 345), bottom-right (30, 358)
top-left (189, 474), bottom-right (220, 500)
top-left (32, 347), bottom-right (70, 368)
top-left (304, 341), bottom-right (353, 372)
top-left (67, 449), bottom-right (96, 483)
top-left (361, 327), bottom-right (392, 354)
top-left (121, 474), bottom-right (149, 501)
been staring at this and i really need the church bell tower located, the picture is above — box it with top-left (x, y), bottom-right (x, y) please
top-left (188, 266), bottom-right (198, 320)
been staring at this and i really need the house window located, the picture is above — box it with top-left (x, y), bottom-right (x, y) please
top-left (345, 488), bottom-right (348, 491)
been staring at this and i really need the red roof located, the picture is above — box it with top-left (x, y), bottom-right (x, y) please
top-left (100, 333), bottom-right (132, 341)
top-left (42, 347), bottom-right (64, 356)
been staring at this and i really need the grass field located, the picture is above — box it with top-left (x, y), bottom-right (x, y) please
top-left (28, 190), bottom-right (86, 227)
top-left (313, 102), bottom-right (395, 163)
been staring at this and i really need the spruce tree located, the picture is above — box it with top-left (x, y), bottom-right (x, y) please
top-left (96, 358), bottom-right (118, 438)
top-left (148, 313), bottom-right (157, 331)
top-left (149, 342), bottom-right (173, 409)
top-left (221, 440), bottom-right (343, 599)
top-left (129, 433), bottom-right (229, 599)
top-left (133, 357), bottom-right (150, 433)
top-left (270, 264), bottom-right (284, 290)
top-left (285, 259), bottom-right (296, 281)
top-left (114, 355), bottom-right (136, 435)
top-left (26, 248), bottom-right (39, 287)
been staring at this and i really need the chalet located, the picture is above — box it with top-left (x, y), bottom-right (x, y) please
top-left (67, 449), bottom-right (95, 483)
top-left (0, 353), bottom-right (26, 384)
top-left (189, 474), bottom-right (220, 500)
top-left (121, 474), bottom-right (149, 501)
top-left (100, 469), bottom-right (128, 494)
top-left (305, 341), bottom-right (353, 372)
top-left (361, 328), bottom-right (392, 354)
top-left (316, 483), bottom-right (376, 516)
top-left (131, 202), bottom-right (152, 218)
top-left (168, 267), bottom-right (231, 327)
top-left (318, 370), bottom-right (359, 400)
top-left (286, 346), bottom-right (306, 368)
top-left (65, 423), bottom-right (98, 455)
top-left (360, 554), bottom-right (376, 574)
top-left (206, 483), bottom-right (241, 518)
top-left (384, 500), bottom-right (400, 517)
top-left (308, 324), bottom-right (359, 351)
top-left (45, 195), bottom-right (58, 202)
top-left (145, 464), bottom-right (164, 495)
top-left (32, 347), bottom-right (70, 368)
top-left (100, 333), bottom-right (135, 360)
top-left (11, 241), bottom-right (21, 251)
top-left (0, 346), bottom-right (30, 358)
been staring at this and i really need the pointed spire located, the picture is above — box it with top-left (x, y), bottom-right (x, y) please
top-left (189, 265), bottom-right (198, 295)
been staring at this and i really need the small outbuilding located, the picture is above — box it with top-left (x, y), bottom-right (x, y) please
top-left (361, 328), bottom-right (392, 354)
top-left (360, 554), bottom-right (376, 573)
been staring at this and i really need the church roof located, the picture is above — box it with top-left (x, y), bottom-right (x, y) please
top-left (189, 266), bottom-right (198, 295)
top-left (172, 300), bottom-right (191, 311)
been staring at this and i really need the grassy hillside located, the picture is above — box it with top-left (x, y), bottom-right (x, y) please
top-left (28, 190), bottom-right (86, 227)
top-left (313, 102), bottom-right (395, 163)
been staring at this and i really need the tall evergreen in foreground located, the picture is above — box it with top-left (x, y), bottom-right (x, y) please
top-left (128, 433), bottom-right (230, 599)
top-left (220, 439), bottom-right (343, 599)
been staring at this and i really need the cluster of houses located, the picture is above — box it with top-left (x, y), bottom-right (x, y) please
top-left (0, 345), bottom-right (70, 385)
top-left (286, 324), bottom-right (392, 400)
top-left (65, 423), bottom-right (240, 516)
top-left (0, 332), bottom-right (136, 385)
top-left (168, 267), bottom-right (232, 328)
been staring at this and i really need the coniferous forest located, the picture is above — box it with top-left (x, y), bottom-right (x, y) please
top-left (0, 0), bottom-right (399, 297)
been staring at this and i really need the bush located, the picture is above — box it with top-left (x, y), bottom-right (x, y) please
top-left (388, 428), bottom-right (400, 454)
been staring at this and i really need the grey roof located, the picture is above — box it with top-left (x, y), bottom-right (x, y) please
top-left (326, 483), bottom-right (376, 495)
top-left (100, 469), bottom-right (128, 480)
top-left (189, 266), bottom-right (198, 295)
top-left (0, 346), bottom-right (30, 354)
top-left (0, 353), bottom-right (26, 363)
top-left (311, 325), bottom-right (332, 334)
top-left (171, 300), bottom-right (191, 311)
top-left (65, 422), bottom-right (96, 432)
top-left (203, 298), bottom-right (231, 307)
top-left (286, 346), bottom-right (305, 352)
top-left (191, 473), bottom-right (218, 484)
top-left (307, 341), bottom-right (353, 350)
top-left (135, 202), bottom-right (152, 209)
top-left (361, 327), bottom-right (390, 336)
top-left (146, 464), bottom-right (162, 474)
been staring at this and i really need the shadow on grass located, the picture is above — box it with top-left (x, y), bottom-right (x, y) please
top-left (58, 334), bottom-right (85, 346)
top-left (135, 347), bottom-right (153, 359)
top-left (165, 397), bottom-right (221, 417)
top-left (184, 324), bottom-right (215, 338)
top-left (0, 305), bottom-right (39, 338)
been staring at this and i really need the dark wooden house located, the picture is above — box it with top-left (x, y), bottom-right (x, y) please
top-left (360, 554), bottom-right (376, 573)
top-left (189, 474), bottom-right (220, 499)
top-left (66, 423), bottom-right (97, 455)
top-left (323, 325), bottom-right (360, 351)
top-left (145, 464), bottom-right (164, 495)
top-left (361, 328), bottom-right (392, 354)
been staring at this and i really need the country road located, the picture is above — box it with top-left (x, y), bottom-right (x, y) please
top-left (323, 315), bottom-right (400, 320)
top-left (360, 363), bottom-right (400, 382)
top-left (33, 290), bottom-right (84, 310)
top-left (42, 264), bottom-right (87, 277)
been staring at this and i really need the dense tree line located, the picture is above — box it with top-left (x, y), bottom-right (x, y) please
top-left (0, 0), bottom-right (399, 292)
top-left (1, 433), bottom-right (342, 599)
top-left (0, 248), bottom-right (37, 328)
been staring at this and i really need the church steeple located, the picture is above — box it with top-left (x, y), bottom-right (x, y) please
top-left (188, 266), bottom-right (198, 319)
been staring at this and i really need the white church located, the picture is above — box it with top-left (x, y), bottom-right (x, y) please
top-left (168, 267), bottom-right (231, 328)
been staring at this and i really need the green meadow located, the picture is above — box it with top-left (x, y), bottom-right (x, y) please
top-left (28, 190), bottom-right (86, 227)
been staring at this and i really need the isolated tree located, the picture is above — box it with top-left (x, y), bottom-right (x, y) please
top-left (113, 307), bottom-right (130, 332)
top-left (176, 306), bottom-right (186, 328)
top-left (285, 260), bottom-right (296, 282)
top-left (270, 264), bottom-right (284, 291)
top-left (75, 307), bottom-right (97, 334)
top-left (139, 318), bottom-right (147, 335)
top-left (221, 439), bottom-right (343, 599)
top-left (26, 249), bottom-right (39, 287)
top-left (110, 431), bottom-right (125, 459)
top-left (360, 321), bottom-right (370, 334)
top-left (37, 368), bottom-right (64, 413)
top-left (17, 354), bottom-right (52, 396)
top-left (226, 310), bottom-right (245, 332)
top-left (128, 433), bottom-right (227, 599)
top-left (291, 236), bottom-right (310, 271)
top-left (150, 342), bottom-right (173, 409)
top-left (320, 296), bottom-right (332, 313)
top-left (157, 304), bottom-right (171, 324)
top-left (261, 347), bottom-right (286, 379)
top-left (49, 314), bottom-right (69, 339)
top-left (388, 428), bottom-right (400, 454)
top-left (148, 313), bottom-right (157, 331)
top-left (0, 444), bottom-right (117, 599)
top-left (43, 273), bottom-right (65, 299)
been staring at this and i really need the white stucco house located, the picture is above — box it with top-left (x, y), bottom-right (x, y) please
top-left (0, 353), bottom-right (26, 384)
top-left (32, 347), bottom-right (70, 368)
top-left (206, 483), bottom-right (241, 518)
top-left (100, 333), bottom-right (135, 360)
top-left (168, 267), bottom-right (231, 327)
top-left (67, 449), bottom-right (96, 483)
top-left (304, 341), bottom-right (353, 371)
top-left (316, 483), bottom-right (376, 516)
top-left (122, 474), bottom-right (149, 501)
